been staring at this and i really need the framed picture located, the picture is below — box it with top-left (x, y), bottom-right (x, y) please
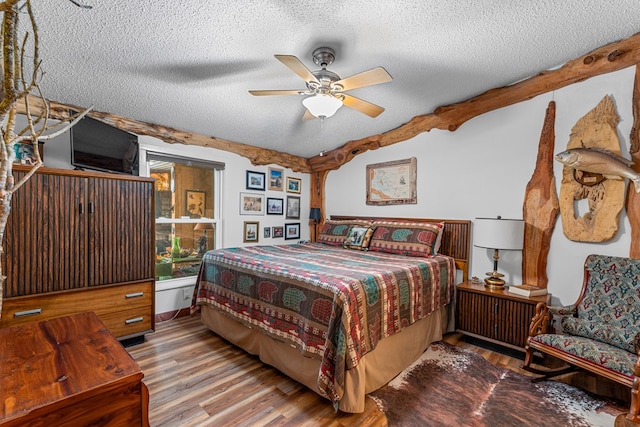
top-left (239, 192), bottom-right (265, 215)
top-left (272, 226), bottom-right (284, 238)
top-left (263, 227), bottom-right (271, 238)
top-left (285, 222), bottom-right (300, 240)
top-left (366, 157), bottom-right (417, 205)
top-left (266, 197), bottom-right (283, 215)
top-left (14, 142), bottom-right (39, 165)
top-left (243, 221), bottom-right (259, 243)
top-left (246, 170), bottom-right (266, 191)
top-left (185, 190), bottom-right (206, 218)
top-left (286, 195), bottom-right (300, 219)
top-left (286, 177), bottom-right (301, 194)
top-left (268, 167), bottom-right (284, 191)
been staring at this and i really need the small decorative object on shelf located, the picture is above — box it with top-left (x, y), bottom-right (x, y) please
top-left (194, 222), bottom-right (214, 256)
top-left (171, 236), bottom-right (181, 258)
top-left (508, 284), bottom-right (548, 297)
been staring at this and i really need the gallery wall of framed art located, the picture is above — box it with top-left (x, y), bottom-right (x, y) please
top-left (237, 167), bottom-right (308, 245)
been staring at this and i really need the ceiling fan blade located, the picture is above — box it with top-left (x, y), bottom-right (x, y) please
top-left (302, 109), bottom-right (316, 121)
top-left (334, 67), bottom-right (392, 91)
top-left (275, 55), bottom-right (320, 84)
top-left (341, 94), bottom-right (385, 118)
top-left (248, 89), bottom-right (305, 96)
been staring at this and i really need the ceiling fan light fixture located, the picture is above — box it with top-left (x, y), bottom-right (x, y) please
top-left (302, 94), bottom-right (343, 118)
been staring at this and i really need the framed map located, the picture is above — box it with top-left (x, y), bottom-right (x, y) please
top-left (366, 157), bottom-right (417, 205)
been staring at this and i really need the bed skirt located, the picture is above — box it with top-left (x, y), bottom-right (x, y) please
top-left (200, 304), bottom-right (449, 413)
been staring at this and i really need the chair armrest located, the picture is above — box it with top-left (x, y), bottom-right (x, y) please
top-left (547, 304), bottom-right (577, 316)
top-left (528, 302), bottom-right (552, 337)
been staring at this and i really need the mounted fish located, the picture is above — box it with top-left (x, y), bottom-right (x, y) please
top-left (557, 95), bottom-right (625, 243)
top-left (555, 148), bottom-right (640, 192)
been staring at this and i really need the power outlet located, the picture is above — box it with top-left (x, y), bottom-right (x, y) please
top-left (182, 287), bottom-right (191, 300)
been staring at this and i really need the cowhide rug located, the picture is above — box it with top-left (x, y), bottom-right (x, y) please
top-left (369, 342), bottom-right (626, 427)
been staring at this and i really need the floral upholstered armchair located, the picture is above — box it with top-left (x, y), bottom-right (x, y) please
top-left (523, 254), bottom-right (640, 424)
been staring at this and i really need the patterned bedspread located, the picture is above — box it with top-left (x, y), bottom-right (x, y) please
top-left (193, 242), bottom-right (456, 404)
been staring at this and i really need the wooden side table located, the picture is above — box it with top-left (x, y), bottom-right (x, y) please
top-left (455, 281), bottom-right (550, 351)
top-left (0, 311), bottom-right (149, 426)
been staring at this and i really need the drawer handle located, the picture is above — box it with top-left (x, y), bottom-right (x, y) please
top-left (125, 292), bottom-right (144, 299)
top-left (125, 317), bottom-right (144, 325)
top-left (14, 308), bottom-right (42, 318)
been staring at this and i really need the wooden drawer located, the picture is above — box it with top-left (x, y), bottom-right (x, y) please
top-left (99, 306), bottom-right (153, 339)
top-left (0, 281), bottom-right (154, 338)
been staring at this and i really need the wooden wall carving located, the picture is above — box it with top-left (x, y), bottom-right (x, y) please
top-left (627, 65), bottom-right (640, 258)
top-left (559, 95), bottom-right (625, 242)
top-left (522, 101), bottom-right (559, 288)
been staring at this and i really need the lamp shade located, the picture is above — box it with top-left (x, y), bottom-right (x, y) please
top-left (309, 207), bottom-right (321, 221)
top-left (302, 94), bottom-right (343, 118)
top-left (194, 222), bottom-right (215, 231)
top-left (474, 217), bottom-right (524, 250)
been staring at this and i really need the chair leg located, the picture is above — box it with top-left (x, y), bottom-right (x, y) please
top-left (525, 365), bottom-right (577, 382)
top-left (523, 345), bottom-right (535, 368)
top-left (522, 345), bottom-right (577, 379)
top-left (626, 354), bottom-right (640, 424)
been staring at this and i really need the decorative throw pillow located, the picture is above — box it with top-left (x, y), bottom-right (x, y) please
top-left (343, 226), bottom-right (375, 251)
top-left (561, 316), bottom-right (640, 353)
top-left (317, 220), bottom-right (371, 246)
top-left (368, 221), bottom-right (444, 257)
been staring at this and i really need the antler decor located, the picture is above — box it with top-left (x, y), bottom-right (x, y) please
top-left (0, 0), bottom-right (92, 318)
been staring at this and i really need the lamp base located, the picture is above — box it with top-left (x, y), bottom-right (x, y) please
top-left (484, 271), bottom-right (506, 289)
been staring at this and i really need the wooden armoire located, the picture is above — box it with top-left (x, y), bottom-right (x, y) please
top-left (0, 165), bottom-right (156, 340)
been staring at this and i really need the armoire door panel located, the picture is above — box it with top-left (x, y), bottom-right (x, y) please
top-left (88, 177), bottom-right (154, 286)
top-left (3, 171), bottom-right (87, 296)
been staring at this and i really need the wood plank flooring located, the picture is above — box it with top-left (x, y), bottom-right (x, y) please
top-left (127, 313), bottom-right (628, 427)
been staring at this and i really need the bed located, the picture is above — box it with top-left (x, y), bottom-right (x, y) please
top-left (192, 216), bottom-right (471, 413)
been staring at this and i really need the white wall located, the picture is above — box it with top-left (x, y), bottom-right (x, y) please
top-left (28, 65), bottom-right (636, 309)
top-left (325, 66), bottom-right (636, 306)
top-left (36, 125), bottom-right (311, 314)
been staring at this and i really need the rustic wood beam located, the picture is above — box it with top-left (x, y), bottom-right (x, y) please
top-left (308, 32), bottom-right (640, 172)
top-left (626, 64), bottom-right (640, 258)
top-left (308, 170), bottom-right (328, 239)
top-left (16, 96), bottom-right (312, 173)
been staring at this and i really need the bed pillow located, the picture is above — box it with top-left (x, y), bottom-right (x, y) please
top-left (317, 220), bottom-right (371, 246)
top-left (343, 226), bottom-right (375, 251)
top-left (368, 221), bottom-right (444, 257)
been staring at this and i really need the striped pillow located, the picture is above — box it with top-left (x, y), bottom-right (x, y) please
top-left (368, 221), bottom-right (444, 257)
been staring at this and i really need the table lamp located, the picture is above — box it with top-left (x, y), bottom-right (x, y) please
top-left (194, 222), bottom-right (214, 256)
top-left (474, 216), bottom-right (524, 288)
top-left (309, 208), bottom-right (322, 242)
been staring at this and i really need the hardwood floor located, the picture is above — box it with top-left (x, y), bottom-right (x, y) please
top-left (127, 313), bottom-right (628, 427)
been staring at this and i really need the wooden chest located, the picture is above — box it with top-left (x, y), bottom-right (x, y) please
top-left (0, 312), bottom-right (149, 426)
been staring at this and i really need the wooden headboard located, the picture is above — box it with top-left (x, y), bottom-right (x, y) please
top-left (330, 215), bottom-right (471, 281)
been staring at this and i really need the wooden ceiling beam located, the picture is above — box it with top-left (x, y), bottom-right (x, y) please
top-left (16, 32), bottom-right (640, 176)
top-left (16, 97), bottom-right (312, 173)
top-left (308, 32), bottom-right (640, 172)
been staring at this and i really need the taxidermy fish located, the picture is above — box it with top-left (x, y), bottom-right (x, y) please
top-left (555, 148), bottom-right (640, 193)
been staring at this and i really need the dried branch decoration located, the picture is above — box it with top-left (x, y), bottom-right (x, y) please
top-left (0, 0), bottom-right (92, 316)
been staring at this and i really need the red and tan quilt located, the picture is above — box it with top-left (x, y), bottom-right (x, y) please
top-left (193, 242), bottom-right (455, 404)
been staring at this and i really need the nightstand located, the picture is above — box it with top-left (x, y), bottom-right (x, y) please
top-left (455, 281), bottom-right (551, 351)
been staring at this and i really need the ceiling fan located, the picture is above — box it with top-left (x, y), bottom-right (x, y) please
top-left (249, 47), bottom-right (393, 120)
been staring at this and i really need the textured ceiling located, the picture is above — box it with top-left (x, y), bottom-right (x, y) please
top-left (28, 1), bottom-right (640, 158)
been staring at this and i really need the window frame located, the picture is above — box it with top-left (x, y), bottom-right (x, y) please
top-left (141, 148), bottom-right (223, 288)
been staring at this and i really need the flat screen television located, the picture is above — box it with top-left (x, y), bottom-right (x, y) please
top-left (70, 113), bottom-right (139, 175)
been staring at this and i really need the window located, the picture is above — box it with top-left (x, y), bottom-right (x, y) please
top-left (146, 152), bottom-right (224, 282)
